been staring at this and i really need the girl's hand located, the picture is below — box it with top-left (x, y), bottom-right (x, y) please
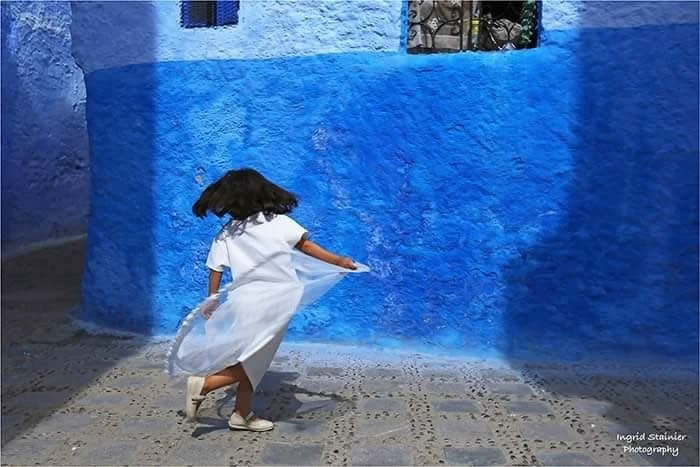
top-left (298, 239), bottom-right (358, 270)
top-left (200, 298), bottom-right (218, 319)
top-left (336, 256), bottom-right (357, 270)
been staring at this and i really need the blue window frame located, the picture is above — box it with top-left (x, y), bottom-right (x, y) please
top-left (181, 0), bottom-right (239, 28)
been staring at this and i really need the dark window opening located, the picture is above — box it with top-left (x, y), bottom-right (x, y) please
top-left (407, 1), bottom-right (540, 53)
top-left (181, 0), bottom-right (239, 28)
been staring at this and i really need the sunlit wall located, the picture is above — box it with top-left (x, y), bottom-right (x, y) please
top-left (74, 1), bottom-right (699, 362)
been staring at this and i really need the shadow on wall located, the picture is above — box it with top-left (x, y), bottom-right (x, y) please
top-left (501, 24), bottom-right (699, 364)
top-left (501, 19), bottom-right (699, 464)
top-left (76, 2), bottom-right (157, 333)
top-left (0, 3), bottom-right (90, 253)
top-left (1, 5), bottom-right (18, 246)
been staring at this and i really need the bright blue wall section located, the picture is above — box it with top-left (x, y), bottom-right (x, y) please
top-left (82, 23), bottom-right (699, 362)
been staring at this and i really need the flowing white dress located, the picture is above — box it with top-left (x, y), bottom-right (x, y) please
top-left (165, 212), bottom-right (369, 390)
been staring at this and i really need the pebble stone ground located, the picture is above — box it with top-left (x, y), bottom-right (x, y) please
top-left (2, 239), bottom-right (698, 466)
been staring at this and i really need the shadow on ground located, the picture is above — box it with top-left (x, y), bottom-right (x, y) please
top-left (1, 238), bottom-right (151, 446)
top-left (2, 240), bottom-right (154, 445)
top-left (190, 373), bottom-right (354, 439)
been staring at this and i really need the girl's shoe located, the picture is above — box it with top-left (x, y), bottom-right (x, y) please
top-left (185, 376), bottom-right (206, 421)
top-left (228, 411), bottom-right (274, 431)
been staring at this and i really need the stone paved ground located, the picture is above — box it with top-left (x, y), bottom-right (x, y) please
top-left (2, 240), bottom-right (698, 466)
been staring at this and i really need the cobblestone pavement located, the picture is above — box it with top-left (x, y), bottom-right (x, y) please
top-left (2, 240), bottom-right (698, 466)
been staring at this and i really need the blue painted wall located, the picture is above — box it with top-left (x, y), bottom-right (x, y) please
top-left (1, 2), bottom-right (89, 252)
top-left (81, 20), bottom-right (699, 362)
top-left (70, 0), bottom-right (403, 74)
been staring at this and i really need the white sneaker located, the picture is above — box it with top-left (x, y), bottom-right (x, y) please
top-left (228, 411), bottom-right (274, 432)
top-left (185, 376), bottom-right (206, 421)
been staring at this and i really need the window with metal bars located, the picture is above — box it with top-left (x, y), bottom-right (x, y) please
top-left (407, 0), bottom-right (539, 53)
top-left (181, 0), bottom-right (239, 28)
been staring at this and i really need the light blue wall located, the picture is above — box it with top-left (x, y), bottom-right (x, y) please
top-left (71, 0), bottom-right (700, 73)
top-left (77, 2), bottom-right (699, 362)
top-left (1, 2), bottom-right (89, 252)
top-left (71, 0), bottom-right (403, 74)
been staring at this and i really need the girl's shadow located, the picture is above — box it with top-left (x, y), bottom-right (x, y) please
top-left (187, 370), bottom-right (353, 438)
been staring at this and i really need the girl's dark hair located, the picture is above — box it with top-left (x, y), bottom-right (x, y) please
top-left (192, 168), bottom-right (298, 220)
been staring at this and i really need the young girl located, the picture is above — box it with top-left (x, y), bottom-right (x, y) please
top-left (167, 168), bottom-right (365, 432)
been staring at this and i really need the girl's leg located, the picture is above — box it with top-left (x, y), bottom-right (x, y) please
top-left (201, 363), bottom-right (248, 394)
top-left (201, 362), bottom-right (256, 418)
top-left (234, 375), bottom-right (253, 417)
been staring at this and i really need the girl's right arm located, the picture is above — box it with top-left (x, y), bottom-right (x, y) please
top-left (208, 269), bottom-right (222, 296)
top-left (295, 237), bottom-right (357, 270)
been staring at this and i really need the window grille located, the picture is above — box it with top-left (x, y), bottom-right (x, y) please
top-left (407, 1), bottom-right (539, 53)
top-left (182, 0), bottom-right (239, 28)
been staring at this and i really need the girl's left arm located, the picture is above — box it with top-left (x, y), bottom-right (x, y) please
top-left (295, 238), bottom-right (357, 270)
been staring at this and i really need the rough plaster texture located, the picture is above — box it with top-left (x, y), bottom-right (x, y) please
top-left (1, 2), bottom-right (89, 252)
top-left (80, 21), bottom-right (699, 362)
top-left (70, 0), bottom-right (403, 74)
top-left (2, 0), bottom-right (697, 252)
top-left (70, 1), bottom-right (700, 74)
